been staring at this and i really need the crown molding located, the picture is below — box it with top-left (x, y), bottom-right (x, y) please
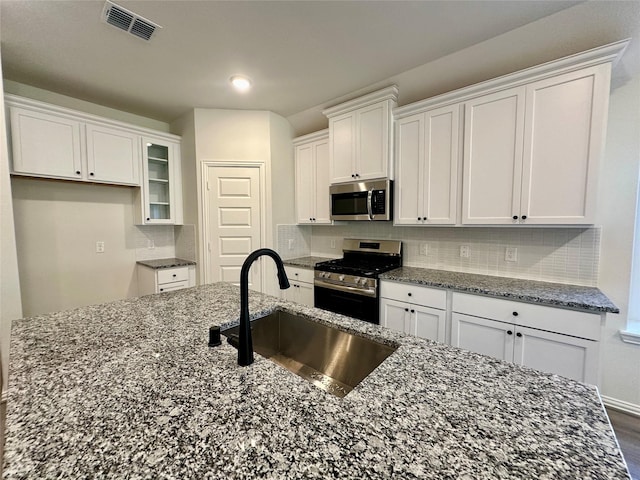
top-left (322, 85), bottom-right (398, 118)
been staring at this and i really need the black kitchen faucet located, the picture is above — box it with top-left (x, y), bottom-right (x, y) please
top-left (237, 248), bottom-right (290, 366)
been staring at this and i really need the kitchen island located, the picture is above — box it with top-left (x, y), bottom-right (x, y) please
top-left (3, 283), bottom-right (630, 479)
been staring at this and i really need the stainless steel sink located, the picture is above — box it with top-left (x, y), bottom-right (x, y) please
top-left (222, 309), bottom-right (397, 397)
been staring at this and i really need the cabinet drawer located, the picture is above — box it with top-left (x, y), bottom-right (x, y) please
top-left (285, 265), bottom-right (314, 284)
top-left (158, 281), bottom-right (189, 293)
top-left (380, 281), bottom-right (446, 309)
top-left (452, 292), bottom-right (601, 341)
top-left (157, 267), bottom-right (189, 285)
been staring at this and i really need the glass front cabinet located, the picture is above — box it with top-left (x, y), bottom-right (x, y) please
top-left (136, 136), bottom-right (183, 225)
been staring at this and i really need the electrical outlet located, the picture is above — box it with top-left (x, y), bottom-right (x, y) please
top-left (147, 239), bottom-right (155, 250)
top-left (288, 239), bottom-right (294, 250)
top-left (330, 239), bottom-right (336, 249)
top-left (505, 247), bottom-right (518, 262)
top-left (419, 243), bottom-right (428, 256)
top-left (460, 245), bottom-right (470, 258)
top-left (96, 241), bottom-right (105, 253)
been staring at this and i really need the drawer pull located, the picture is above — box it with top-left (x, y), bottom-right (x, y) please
top-left (512, 311), bottom-right (519, 317)
top-left (516, 332), bottom-right (522, 338)
top-left (404, 308), bottom-right (409, 312)
top-left (410, 309), bottom-right (415, 313)
top-left (407, 292), bottom-right (412, 297)
top-left (507, 330), bottom-right (513, 335)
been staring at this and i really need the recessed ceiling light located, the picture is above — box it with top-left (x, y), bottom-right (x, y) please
top-left (230, 75), bottom-right (252, 92)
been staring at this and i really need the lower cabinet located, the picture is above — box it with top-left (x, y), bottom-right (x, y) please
top-left (137, 264), bottom-right (196, 295)
top-left (380, 281), bottom-right (446, 343)
top-left (282, 265), bottom-right (314, 307)
top-left (451, 292), bottom-right (601, 384)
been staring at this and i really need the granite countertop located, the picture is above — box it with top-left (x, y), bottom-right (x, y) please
top-left (381, 266), bottom-right (619, 313)
top-left (283, 255), bottom-right (336, 269)
top-left (136, 257), bottom-right (196, 269)
top-left (4, 283), bottom-right (628, 479)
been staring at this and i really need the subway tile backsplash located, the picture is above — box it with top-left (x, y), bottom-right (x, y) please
top-left (277, 223), bottom-right (601, 287)
top-left (135, 225), bottom-right (176, 261)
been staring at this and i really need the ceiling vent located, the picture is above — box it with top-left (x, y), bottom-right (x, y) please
top-left (101, 1), bottom-right (161, 41)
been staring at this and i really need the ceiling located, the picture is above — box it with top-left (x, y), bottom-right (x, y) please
top-left (1, 0), bottom-right (584, 126)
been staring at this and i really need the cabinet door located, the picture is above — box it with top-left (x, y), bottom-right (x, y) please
top-left (462, 87), bottom-right (526, 224)
top-left (141, 138), bottom-right (177, 224)
top-left (9, 107), bottom-right (83, 180)
top-left (451, 313), bottom-right (514, 361)
top-left (357, 102), bottom-right (388, 180)
top-left (381, 298), bottom-right (411, 334)
top-left (295, 143), bottom-right (315, 224)
top-left (313, 139), bottom-right (332, 224)
top-left (297, 282), bottom-right (315, 307)
top-left (513, 325), bottom-right (599, 384)
top-left (395, 114), bottom-right (423, 225)
top-left (423, 105), bottom-right (460, 225)
top-left (520, 65), bottom-right (610, 225)
top-left (86, 123), bottom-right (140, 185)
top-left (329, 112), bottom-right (355, 184)
top-left (411, 305), bottom-right (446, 343)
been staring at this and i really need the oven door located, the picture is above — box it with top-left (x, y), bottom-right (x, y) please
top-left (314, 282), bottom-right (379, 324)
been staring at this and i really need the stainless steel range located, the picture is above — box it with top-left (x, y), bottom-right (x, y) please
top-left (314, 239), bottom-right (402, 324)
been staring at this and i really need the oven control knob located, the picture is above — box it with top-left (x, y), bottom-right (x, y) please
top-left (354, 277), bottom-right (360, 284)
top-left (338, 275), bottom-right (345, 281)
top-left (360, 278), bottom-right (368, 286)
top-left (322, 272), bottom-right (330, 279)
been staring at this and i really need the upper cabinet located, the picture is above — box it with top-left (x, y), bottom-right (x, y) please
top-left (394, 104), bottom-right (461, 225)
top-left (294, 130), bottom-right (331, 225)
top-left (393, 39), bottom-right (627, 226)
top-left (136, 137), bottom-right (183, 225)
top-left (462, 65), bottom-right (611, 225)
top-left (323, 86), bottom-right (398, 184)
top-left (6, 95), bottom-right (184, 225)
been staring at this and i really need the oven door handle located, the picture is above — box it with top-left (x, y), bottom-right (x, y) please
top-left (314, 279), bottom-right (377, 298)
top-left (367, 188), bottom-right (373, 220)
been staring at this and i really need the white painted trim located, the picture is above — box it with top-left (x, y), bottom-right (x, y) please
top-left (394, 39), bottom-right (630, 119)
top-left (323, 85), bottom-right (399, 118)
top-left (602, 395), bottom-right (640, 417)
top-left (619, 329), bottom-right (640, 345)
top-left (5, 94), bottom-right (181, 141)
top-left (292, 129), bottom-right (329, 146)
top-left (200, 161), bottom-right (269, 289)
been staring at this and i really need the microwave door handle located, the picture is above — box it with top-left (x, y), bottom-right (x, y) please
top-left (367, 189), bottom-right (374, 220)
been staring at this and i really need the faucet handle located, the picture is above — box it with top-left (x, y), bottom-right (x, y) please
top-left (208, 326), bottom-right (222, 347)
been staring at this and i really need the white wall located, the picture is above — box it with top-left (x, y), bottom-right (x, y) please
top-left (171, 108), bottom-right (294, 295)
top-left (0, 53), bottom-right (22, 400)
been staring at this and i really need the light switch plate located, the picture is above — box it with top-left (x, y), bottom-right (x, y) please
top-left (505, 247), bottom-right (518, 262)
top-left (419, 243), bottom-right (428, 256)
top-left (460, 245), bottom-right (470, 258)
top-left (96, 241), bottom-right (105, 253)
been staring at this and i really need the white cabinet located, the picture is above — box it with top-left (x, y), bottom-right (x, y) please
top-left (451, 292), bottom-right (601, 384)
top-left (380, 281), bottom-right (447, 343)
top-left (9, 104), bottom-right (140, 185)
top-left (281, 265), bottom-right (314, 307)
top-left (323, 86), bottom-right (398, 184)
top-left (462, 65), bottom-right (610, 225)
top-left (135, 137), bottom-right (183, 225)
top-left (394, 104), bottom-right (461, 225)
top-left (137, 264), bottom-right (196, 295)
top-left (293, 130), bottom-right (331, 225)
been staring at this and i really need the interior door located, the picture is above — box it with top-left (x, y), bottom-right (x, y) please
top-left (206, 165), bottom-right (262, 291)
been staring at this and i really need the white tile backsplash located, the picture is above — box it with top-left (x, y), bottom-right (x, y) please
top-left (276, 224), bottom-right (311, 259)
top-left (175, 224), bottom-right (197, 262)
top-left (135, 226), bottom-right (176, 261)
top-left (308, 224), bottom-right (601, 286)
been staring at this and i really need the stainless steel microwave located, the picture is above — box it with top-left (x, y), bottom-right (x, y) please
top-left (330, 179), bottom-right (392, 221)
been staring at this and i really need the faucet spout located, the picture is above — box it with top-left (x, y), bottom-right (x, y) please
top-left (238, 248), bottom-right (290, 366)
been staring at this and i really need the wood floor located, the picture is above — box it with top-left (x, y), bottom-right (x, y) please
top-left (607, 408), bottom-right (640, 480)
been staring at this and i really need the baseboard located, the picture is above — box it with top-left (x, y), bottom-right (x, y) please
top-left (602, 395), bottom-right (640, 417)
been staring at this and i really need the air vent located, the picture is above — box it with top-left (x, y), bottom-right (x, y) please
top-left (102, 1), bottom-right (161, 41)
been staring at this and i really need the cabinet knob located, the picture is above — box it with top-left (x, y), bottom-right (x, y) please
top-left (512, 311), bottom-right (519, 317)
top-left (355, 173), bottom-right (359, 177)
top-left (507, 330), bottom-right (513, 335)
top-left (89, 172), bottom-right (94, 176)
top-left (516, 332), bottom-right (522, 337)
top-left (410, 309), bottom-right (415, 313)
top-left (521, 215), bottom-right (527, 220)
top-left (309, 217), bottom-right (313, 221)
top-left (75, 170), bottom-right (81, 175)
top-left (513, 215), bottom-right (518, 220)
top-left (312, 218), bottom-right (316, 221)
top-left (160, 288), bottom-right (164, 292)
top-left (294, 273), bottom-right (298, 276)
top-left (146, 217), bottom-right (150, 221)
top-left (172, 274), bottom-right (177, 277)
top-left (351, 174), bottom-right (355, 178)
top-left (404, 308), bottom-right (409, 312)
top-left (407, 292), bottom-right (412, 296)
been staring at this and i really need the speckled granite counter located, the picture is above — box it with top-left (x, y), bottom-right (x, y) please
top-left (381, 267), bottom-right (619, 313)
top-left (136, 257), bottom-right (196, 269)
top-left (4, 283), bottom-right (629, 479)
top-left (283, 256), bottom-right (336, 269)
